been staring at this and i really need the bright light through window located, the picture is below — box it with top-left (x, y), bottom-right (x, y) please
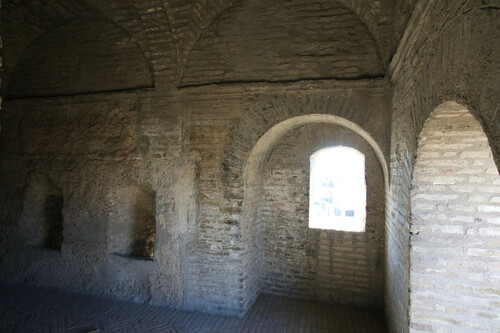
top-left (309, 146), bottom-right (366, 232)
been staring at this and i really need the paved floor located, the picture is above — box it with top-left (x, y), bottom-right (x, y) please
top-left (0, 284), bottom-right (387, 332)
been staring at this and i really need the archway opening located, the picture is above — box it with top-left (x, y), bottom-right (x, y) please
top-left (240, 115), bottom-right (388, 312)
top-left (410, 101), bottom-right (500, 332)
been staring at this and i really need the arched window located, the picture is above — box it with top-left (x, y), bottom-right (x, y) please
top-left (309, 146), bottom-right (366, 232)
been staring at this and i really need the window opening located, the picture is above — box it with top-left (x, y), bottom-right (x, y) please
top-left (309, 146), bottom-right (366, 231)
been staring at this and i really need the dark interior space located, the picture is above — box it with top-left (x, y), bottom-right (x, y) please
top-left (0, 0), bottom-right (498, 332)
top-left (43, 194), bottom-right (64, 251)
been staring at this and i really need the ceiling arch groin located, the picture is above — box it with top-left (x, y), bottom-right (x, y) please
top-left (179, 0), bottom-right (385, 87)
top-left (7, 16), bottom-right (154, 99)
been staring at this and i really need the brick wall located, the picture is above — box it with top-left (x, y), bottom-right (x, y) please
top-left (1, 94), bottom-right (177, 304)
top-left (389, 0), bottom-right (417, 56)
top-left (260, 123), bottom-right (385, 308)
top-left (3, 1), bottom-right (498, 330)
top-left (410, 102), bottom-right (500, 332)
top-left (181, 0), bottom-right (384, 86)
top-left (215, 80), bottom-right (390, 314)
top-left (0, 0), bottom-right (96, 95)
top-left (7, 17), bottom-right (153, 98)
top-left (388, 1), bottom-right (500, 332)
top-left (160, 81), bottom-right (390, 315)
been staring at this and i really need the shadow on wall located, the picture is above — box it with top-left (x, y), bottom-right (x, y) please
top-left (19, 174), bottom-right (64, 251)
top-left (7, 16), bottom-right (154, 99)
top-left (107, 185), bottom-right (156, 260)
top-left (42, 193), bottom-right (63, 251)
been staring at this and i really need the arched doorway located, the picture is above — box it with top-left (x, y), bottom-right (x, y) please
top-left (410, 101), bottom-right (500, 332)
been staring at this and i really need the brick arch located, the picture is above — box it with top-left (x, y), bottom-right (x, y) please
top-left (245, 114), bottom-right (388, 191)
top-left (186, 83), bottom-right (390, 315)
top-left (221, 90), bottom-right (390, 200)
top-left (410, 101), bottom-right (500, 332)
top-left (180, 0), bottom-right (387, 71)
top-left (179, 0), bottom-right (385, 87)
top-left (1, 0), bottom-right (166, 95)
top-left (231, 113), bottom-right (389, 312)
top-left (7, 16), bottom-right (154, 99)
top-left (422, 98), bottom-right (500, 174)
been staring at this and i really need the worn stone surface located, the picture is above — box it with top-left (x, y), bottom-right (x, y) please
top-left (0, 0), bottom-right (408, 92)
top-left (0, 80), bottom-right (390, 318)
top-left (0, 284), bottom-right (388, 333)
top-left (0, 1), bottom-right (498, 332)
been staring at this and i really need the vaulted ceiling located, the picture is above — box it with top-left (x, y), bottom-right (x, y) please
top-left (1, 0), bottom-right (417, 95)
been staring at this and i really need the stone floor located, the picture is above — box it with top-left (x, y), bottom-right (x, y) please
top-left (0, 284), bottom-right (387, 332)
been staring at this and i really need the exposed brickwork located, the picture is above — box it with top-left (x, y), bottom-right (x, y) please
top-left (0, 94), bottom-right (170, 304)
top-left (107, 185), bottom-right (156, 259)
top-left (410, 102), bottom-right (500, 333)
top-left (261, 124), bottom-right (385, 309)
top-left (1, 0), bottom-right (97, 94)
top-left (389, 0), bottom-right (417, 56)
top-left (181, 0), bottom-right (384, 86)
top-left (0, 1), bottom-right (498, 331)
top-left (386, 137), bottom-right (413, 333)
top-left (8, 17), bottom-right (153, 98)
top-left (336, 0), bottom-right (392, 63)
top-left (140, 80), bottom-right (391, 315)
top-left (387, 2), bottom-right (500, 332)
top-left (215, 80), bottom-right (390, 314)
top-left (1, 0), bottom-right (408, 93)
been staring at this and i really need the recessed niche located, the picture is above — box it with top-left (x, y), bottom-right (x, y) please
top-left (108, 185), bottom-right (156, 260)
top-left (131, 195), bottom-right (156, 259)
top-left (19, 174), bottom-right (64, 251)
top-left (43, 194), bottom-right (64, 251)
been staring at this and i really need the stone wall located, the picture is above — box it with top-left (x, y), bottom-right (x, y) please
top-left (1, 0), bottom-right (98, 94)
top-left (261, 123), bottom-right (385, 309)
top-left (1, 0), bottom-right (498, 331)
top-left (0, 77), bottom-right (390, 317)
top-left (0, 94), bottom-right (186, 306)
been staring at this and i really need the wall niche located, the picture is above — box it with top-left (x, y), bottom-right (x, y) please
top-left (19, 174), bottom-right (64, 251)
top-left (42, 193), bottom-right (64, 251)
top-left (108, 185), bottom-right (157, 260)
